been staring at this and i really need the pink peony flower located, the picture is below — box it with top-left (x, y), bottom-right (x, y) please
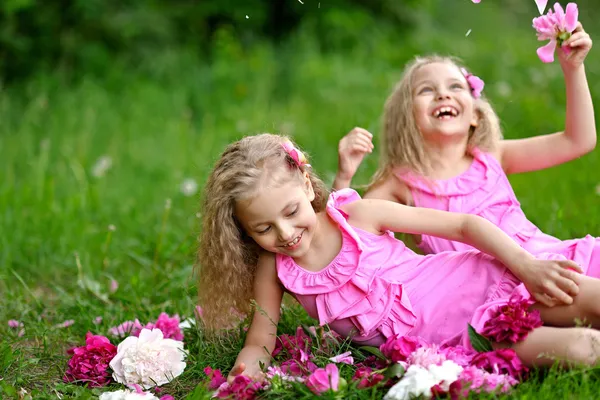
top-left (214, 375), bottom-right (265, 400)
top-left (352, 366), bottom-right (385, 389)
top-left (380, 335), bottom-right (423, 363)
top-left (532, 2), bottom-right (578, 63)
top-left (204, 366), bottom-right (227, 390)
top-left (272, 327), bottom-right (312, 363)
top-left (407, 344), bottom-right (447, 368)
top-left (63, 332), bottom-right (117, 387)
top-left (480, 297), bottom-right (542, 344)
top-left (439, 345), bottom-right (476, 367)
top-left (329, 351), bottom-right (354, 365)
top-left (470, 349), bottom-right (527, 380)
top-left (109, 320), bottom-right (144, 338)
top-left (305, 364), bottom-right (339, 395)
top-left (280, 359), bottom-right (318, 377)
top-left (141, 313), bottom-right (184, 341)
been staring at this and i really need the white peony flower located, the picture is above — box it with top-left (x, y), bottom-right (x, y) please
top-left (99, 389), bottom-right (158, 400)
top-left (383, 360), bottom-right (463, 400)
top-left (178, 318), bottom-right (196, 330)
top-left (110, 328), bottom-right (186, 389)
top-left (428, 360), bottom-right (464, 392)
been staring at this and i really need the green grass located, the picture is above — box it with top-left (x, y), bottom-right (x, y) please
top-left (1, 1), bottom-right (600, 398)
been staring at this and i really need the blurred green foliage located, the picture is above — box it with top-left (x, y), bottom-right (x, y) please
top-left (0, 0), bottom-right (425, 82)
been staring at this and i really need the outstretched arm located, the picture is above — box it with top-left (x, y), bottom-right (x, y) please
top-left (228, 252), bottom-right (283, 382)
top-left (345, 199), bottom-right (582, 307)
top-left (500, 23), bottom-right (595, 174)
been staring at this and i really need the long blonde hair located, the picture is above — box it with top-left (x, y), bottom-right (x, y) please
top-left (197, 133), bottom-right (329, 330)
top-left (371, 55), bottom-right (503, 186)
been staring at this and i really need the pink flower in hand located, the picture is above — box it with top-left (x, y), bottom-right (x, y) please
top-left (532, 2), bottom-right (578, 63)
top-left (305, 364), bottom-right (339, 395)
top-left (380, 335), bottom-right (423, 363)
top-left (204, 366), bottom-right (227, 390)
top-left (63, 332), bottom-right (117, 387)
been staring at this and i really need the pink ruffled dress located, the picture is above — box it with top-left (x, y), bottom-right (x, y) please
top-left (397, 148), bottom-right (600, 276)
top-left (276, 189), bottom-right (549, 349)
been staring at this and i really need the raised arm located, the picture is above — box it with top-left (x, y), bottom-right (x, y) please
top-left (500, 23), bottom-right (595, 175)
top-left (333, 127), bottom-right (374, 190)
top-left (228, 252), bottom-right (283, 382)
top-left (345, 198), bottom-right (582, 306)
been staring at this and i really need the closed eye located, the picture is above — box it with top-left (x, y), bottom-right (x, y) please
top-left (257, 226), bottom-right (271, 234)
top-left (287, 207), bottom-right (299, 217)
top-left (418, 86), bottom-right (433, 94)
top-left (450, 83), bottom-right (464, 90)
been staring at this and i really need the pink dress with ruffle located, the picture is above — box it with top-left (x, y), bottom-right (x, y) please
top-left (275, 189), bottom-right (553, 349)
top-left (396, 148), bottom-right (600, 277)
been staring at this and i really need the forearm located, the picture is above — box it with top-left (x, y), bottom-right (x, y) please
top-left (459, 215), bottom-right (534, 277)
top-left (564, 66), bottom-right (596, 152)
top-left (332, 173), bottom-right (352, 191)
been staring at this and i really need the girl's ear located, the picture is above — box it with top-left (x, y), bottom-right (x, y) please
top-left (470, 107), bottom-right (480, 129)
top-left (303, 172), bottom-right (315, 202)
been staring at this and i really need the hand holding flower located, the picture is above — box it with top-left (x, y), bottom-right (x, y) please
top-left (557, 22), bottom-right (593, 71)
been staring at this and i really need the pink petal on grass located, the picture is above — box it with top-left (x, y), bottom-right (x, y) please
top-left (472, 0), bottom-right (481, 2)
top-left (329, 351), bottom-right (354, 365)
top-left (8, 320), bottom-right (23, 328)
top-left (565, 3), bottom-right (578, 32)
top-left (56, 320), bottom-right (75, 328)
top-left (535, 0), bottom-right (548, 14)
top-left (537, 40), bottom-right (557, 63)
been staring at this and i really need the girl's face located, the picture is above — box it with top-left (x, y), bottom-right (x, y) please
top-left (235, 174), bottom-right (318, 258)
top-left (411, 62), bottom-right (478, 142)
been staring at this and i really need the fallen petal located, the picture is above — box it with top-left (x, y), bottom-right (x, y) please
top-left (535, 0), bottom-right (548, 14)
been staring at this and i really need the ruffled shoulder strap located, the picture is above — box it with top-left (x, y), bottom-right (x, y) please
top-left (326, 188), bottom-right (365, 251)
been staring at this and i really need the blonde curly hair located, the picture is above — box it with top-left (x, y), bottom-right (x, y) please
top-left (371, 54), bottom-right (503, 186)
top-left (197, 133), bottom-right (329, 331)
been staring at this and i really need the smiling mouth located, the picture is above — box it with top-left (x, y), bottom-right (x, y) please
top-left (282, 232), bottom-right (303, 248)
top-left (432, 106), bottom-right (459, 119)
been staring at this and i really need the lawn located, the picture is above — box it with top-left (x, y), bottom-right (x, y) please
top-left (1, 1), bottom-right (600, 398)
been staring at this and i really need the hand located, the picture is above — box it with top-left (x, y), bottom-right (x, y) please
top-left (559, 22), bottom-right (592, 71)
top-left (337, 127), bottom-right (374, 181)
top-left (227, 361), bottom-right (265, 384)
top-left (518, 259), bottom-right (582, 307)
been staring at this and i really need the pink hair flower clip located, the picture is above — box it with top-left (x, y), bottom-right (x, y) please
top-left (532, 2), bottom-right (578, 63)
top-left (281, 141), bottom-right (311, 168)
top-left (461, 68), bottom-right (485, 99)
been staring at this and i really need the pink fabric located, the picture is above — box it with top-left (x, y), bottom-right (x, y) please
top-left (397, 148), bottom-right (600, 279)
top-left (276, 189), bottom-right (558, 349)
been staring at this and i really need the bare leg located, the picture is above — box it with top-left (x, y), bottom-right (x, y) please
top-left (511, 326), bottom-right (600, 367)
top-left (532, 274), bottom-right (600, 328)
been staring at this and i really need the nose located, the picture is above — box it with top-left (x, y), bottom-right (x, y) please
top-left (277, 223), bottom-right (295, 243)
top-left (436, 88), bottom-right (451, 100)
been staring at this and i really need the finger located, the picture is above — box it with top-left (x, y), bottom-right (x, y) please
top-left (351, 144), bottom-right (372, 154)
top-left (354, 127), bottom-right (373, 138)
top-left (230, 363), bottom-right (245, 377)
top-left (534, 292), bottom-right (555, 308)
top-left (559, 260), bottom-right (583, 274)
top-left (555, 275), bottom-right (580, 297)
top-left (545, 283), bottom-right (574, 305)
top-left (355, 136), bottom-right (374, 149)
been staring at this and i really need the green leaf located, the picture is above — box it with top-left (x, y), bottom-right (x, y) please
top-left (468, 324), bottom-right (493, 353)
top-left (384, 362), bottom-right (405, 379)
top-left (360, 346), bottom-right (386, 360)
